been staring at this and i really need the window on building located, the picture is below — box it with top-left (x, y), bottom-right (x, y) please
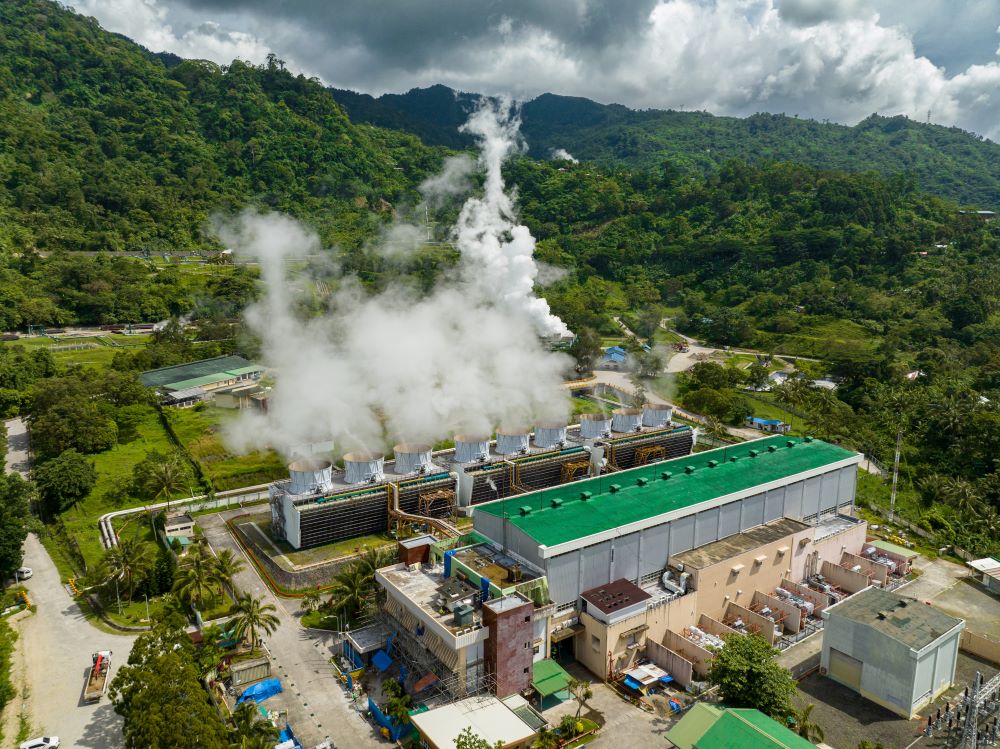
top-left (626, 633), bottom-right (638, 648)
top-left (591, 634), bottom-right (600, 651)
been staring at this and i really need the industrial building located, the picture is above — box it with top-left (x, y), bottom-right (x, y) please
top-left (409, 693), bottom-right (541, 749)
top-left (141, 355), bottom-right (263, 408)
top-left (269, 408), bottom-right (694, 550)
top-left (361, 433), bottom-right (907, 707)
top-left (820, 586), bottom-right (964, 717)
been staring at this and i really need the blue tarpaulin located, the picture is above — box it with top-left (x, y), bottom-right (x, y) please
top-left (623, 675), bottom-right (642, 691)
top-left (372, 649), bottom-right (393, 673)
top-left (278, 724), bottom-right (302, 749)
top-left (659, 674), bottom-right (674, 684)
top-left (236, 678), bottom-right (283, 704)
top-left (368, 697), bottom-right (414, 741)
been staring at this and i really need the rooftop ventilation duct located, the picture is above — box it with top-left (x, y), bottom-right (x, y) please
top-left (287, 459), bottom-right (334, 495)
top-left (393, 443), bottom-right (433, 475)
top-left (611, 408), bottom-right (643, 433)
top-left (453, 435), bottom-right (490, 463)
top-left (533, 421), bottom-right (568, 449)
top-left (343, 452), bottom-right (385, 484)
top-left (496, 428), bottom-right (530, 456)
top-left (642, 405), bottom-right (672, 428)
top-left (579, 414), bottom-right (612, 439)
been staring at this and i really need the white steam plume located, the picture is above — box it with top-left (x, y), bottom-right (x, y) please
top-left (219, 105), bottom-right (571, 459)
top-left (551, 148), bottom-right (578, 163)
top-left (455, 100), bottom-right (570, 338)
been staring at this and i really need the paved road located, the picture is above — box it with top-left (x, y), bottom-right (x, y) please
top-left (17, 534), bottom-right (137, 748)
top-left (199, 512), bottom-right (381, 749)
top-left (4, 417), bottom-right (30, 477)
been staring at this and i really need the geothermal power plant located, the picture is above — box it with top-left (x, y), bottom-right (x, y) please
top-left (269, 405), bottom-right (694, 549)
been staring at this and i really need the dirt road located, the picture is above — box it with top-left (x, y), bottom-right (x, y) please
top-left (17, 533), bottom-right (137, 748)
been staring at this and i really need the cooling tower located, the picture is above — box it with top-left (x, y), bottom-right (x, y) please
top-left (579, 413), bottom-right (612, 439)
top-left (642, 405), bottom-right (673, 428)
top-left (393, 443), bottom-right (433, 474)
top-left (612, 408), bottom-right (643, 433)
top-left (533, 421), bottom-right (568, 449)
top-left (343, 452), bottom-right (385, 484)
top-left (496, 428), bottom-right (530, 456)
top-left (287, 459), bottom-right (334, 495)
top-left (453, 435), bottom-right (490, 463)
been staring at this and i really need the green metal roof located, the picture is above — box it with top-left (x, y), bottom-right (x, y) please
top-left (141, 355), bottom-right (258, 388)
top-left (870, 539), bottom-right (918, 558)
top-left (475, 436), bottom-right (857, 549)
top-left (696, 709), bottom-right (814, 749)
top-left (532, 659), bottom-right (572, 697)
top-left (665, 703), bottom-right (724, 749)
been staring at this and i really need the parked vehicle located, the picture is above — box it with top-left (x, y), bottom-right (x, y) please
top-left (16, 567), bottom-right (32, 580)
top-left (83, 650), bottom-right (112, 703)
top-left (20, 737), bottom-right (60, 749)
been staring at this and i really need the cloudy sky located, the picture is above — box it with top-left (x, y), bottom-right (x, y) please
top-left (67, 0), bottom-right (1000, 140)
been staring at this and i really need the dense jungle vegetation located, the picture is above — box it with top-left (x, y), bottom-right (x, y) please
top-left (0, 0), bottom-right (998, 559)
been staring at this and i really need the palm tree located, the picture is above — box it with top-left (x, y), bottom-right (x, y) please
top-left (228, 736), bottom-right (274, 749)
top-left (532, 726), bottom-right (559, 749)
top-left (944, 477), bottom-right (983, 518)
top-left (103, 538), bottom-right (153, 601)
top-left (702, 416), bottom-right (729, 441)
top-left (788, 703), bottom-right (825, 744)
top-left (230, 593), bottom-right (280, 655)
top-left (212, 548), bottom-right (246, 594)
top-left (355, 546), bottom-right (396, 584)
top-left (173, 545), bottom-right (217, 610)
top-left (568, 677), bottom-right (593, 720)
top-left (229, 701), bottom-right (277, 745)
top-left (300, 589), bottom-right (323, 614)
top-left (917, 473), bottom-right (951, 508)
top-left (326, 565), bottom-right (371, 623)
top-left (775, 378), bottom-right (814, 432)
top-left (140, 451), bottom-right (190, 501)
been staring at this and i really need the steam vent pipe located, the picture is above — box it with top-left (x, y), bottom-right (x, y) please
top-left (642, 405), bottom-right (673, 428)
top-left (393, 443), bottom-right (433, 474)
top-left (534, 422), bottom-right (568, 449)
top-left (611, 408), bottom-right (643, 433)
top-left (453, 435), bottom-right (490, 463)
top-left (496, 428), bottom-right (530, 456)
top-left (287, 459), bottom-right (334, 495)
top-left (579, 413), bottom-right (612, 439)
top-left (343, 452), bottom-right (386, 484)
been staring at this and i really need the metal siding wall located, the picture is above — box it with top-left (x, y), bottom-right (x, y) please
top-left (802, 476), bottom-right (822, 518)
top-left (718, 501), bottom-right (741, 538)
top-left (669, 514), bottom-right (696, 555)
top-left (639, 523), bottom-right (670, 577)
top-left (473, 512), bottom-right (503, 546)
top-left (784, 480), bottom-right (804, 519)
top-left (820, 471), bottom-right (839, 513)
top-left (741, 493), bottom-right (765, 529)
top-left (764, 485), bottom-right (785, 522)
top-left (614, 532), bottom-right (641, 583)
top-left (510, 526), bottom-right (544, 569)
top-left (838, 466), bottom-right (857, 506)
top-left (546, 552), bottom-right (580, 604)
top-left (581, 542), bottom-right (613, 592)
top-left (695, 508), bottom-right (719, 548)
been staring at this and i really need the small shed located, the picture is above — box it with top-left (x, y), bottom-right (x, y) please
top-left (967, 557), bottom-right (1000, 594)
top-left (164, 513), bottom-right (195, 538)
top-left (745, 416), bottom-right (791, 434)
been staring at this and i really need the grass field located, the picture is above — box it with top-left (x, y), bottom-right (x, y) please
top-left (758, 317), bottom-right (879, 358)
top-left (166, 406), bottom-right (287, 491)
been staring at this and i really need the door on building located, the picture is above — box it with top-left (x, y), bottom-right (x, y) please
top-left (827, 648), bottom-right (863, 690)
top-left (551, 634), bottom-right (575, 665)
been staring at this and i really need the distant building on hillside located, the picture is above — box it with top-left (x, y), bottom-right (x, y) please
top-left (745, 416), bottom-right (791, 434)
top-left (140, 355), bottom-right (263, 408)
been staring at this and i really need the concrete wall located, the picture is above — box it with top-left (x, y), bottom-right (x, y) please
top-left (781, 579), bottom-right (829, 613)
top-left (910, 629), bottom-right (962, 713)
top-left (724, 601), bottom-right (780, 644)
top-left (645, 639), bottom-right (695, 688)
top-left (752, 591), bottom-right (801, 635)
top-left (665, 629), bottom-right (715, 678)
top-left (805, 520), bottom-right (868, 579)
top-left (820, 559), bottom-right (872, 594)
top-left (679, 524), bottom-right (813, 622)
top-left (960, 630), bottom-right (1000, 664)
top-left (841, 551), bottom-right (890, 586)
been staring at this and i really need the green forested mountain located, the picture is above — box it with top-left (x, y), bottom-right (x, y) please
top-left (0, 0), bottom-right (442, 256)
top-left (330, 86), bottom-right (1000, 208)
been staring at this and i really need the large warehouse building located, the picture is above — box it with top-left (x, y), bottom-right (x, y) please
top-left (472, 435), bottom-right (861, 605)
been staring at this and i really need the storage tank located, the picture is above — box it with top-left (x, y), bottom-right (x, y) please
top-left (287, 459), bottom-right (334, 495)
top-left (579, 413), bottom-right (612, 439)
top-left (453, 435), bottom-right (490, 463)
top-left (611, 408), bottom-right (643, 433)
top-left (534, 421), bottom-right (568, 449)
top-left (343, 452), bottom-right (385, 484)
top-left (496, 428), bottom-right (530, 456)
top-left (393, 443), bottom-right (433, 474)
top-left (642, 405), bottom-right (673, 428)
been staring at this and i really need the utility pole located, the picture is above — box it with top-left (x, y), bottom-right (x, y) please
top-left (889, 429), bottom-right (903, 523)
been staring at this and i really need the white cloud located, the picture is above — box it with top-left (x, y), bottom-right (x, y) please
top-left (65, 0), bottom-right (1000, 141)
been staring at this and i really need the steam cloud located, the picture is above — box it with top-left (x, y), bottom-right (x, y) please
top-left (219, 102), bottom-right (571, 460)
top-left (550, 148), bottom-right (578, 163)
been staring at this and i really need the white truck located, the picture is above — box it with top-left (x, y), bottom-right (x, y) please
top-left (83, 650), bottom-right (112, 703)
